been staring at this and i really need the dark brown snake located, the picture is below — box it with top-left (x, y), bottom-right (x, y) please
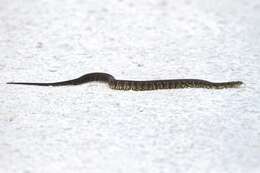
top-left (7, 72), bottom-right (243, 91)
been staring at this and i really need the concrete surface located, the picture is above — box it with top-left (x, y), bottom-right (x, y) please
top-left (0, 0), bottom-right (260, 173)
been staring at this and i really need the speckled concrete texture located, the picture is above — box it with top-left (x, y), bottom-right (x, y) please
top-left (0, 0), bottom-right (260, 173)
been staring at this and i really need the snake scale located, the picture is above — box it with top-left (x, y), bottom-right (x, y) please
top-left (7, 72), bottom-right (243, 91)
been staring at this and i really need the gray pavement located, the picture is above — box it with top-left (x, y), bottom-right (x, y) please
top-left (0, 0), bottom-right (260, 172)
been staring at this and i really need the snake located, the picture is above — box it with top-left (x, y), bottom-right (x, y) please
top-left (7, 72), bottom-right (243, 91)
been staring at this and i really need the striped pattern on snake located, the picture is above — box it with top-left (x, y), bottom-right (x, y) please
top-left (7, 72), bottom-right (243, 91)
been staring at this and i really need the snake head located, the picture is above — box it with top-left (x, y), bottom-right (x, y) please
top-left (231, 81), bottom-right (244, 88)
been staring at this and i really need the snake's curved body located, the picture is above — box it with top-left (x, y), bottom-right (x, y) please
top-left (7, 72), bottom-right (243, 91)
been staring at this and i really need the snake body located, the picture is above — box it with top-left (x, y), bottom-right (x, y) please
top-left (7, 72), bottom-right (243, 91)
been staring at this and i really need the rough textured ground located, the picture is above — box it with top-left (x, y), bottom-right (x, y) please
top-left (1, 0), bottom-right (260, 173)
